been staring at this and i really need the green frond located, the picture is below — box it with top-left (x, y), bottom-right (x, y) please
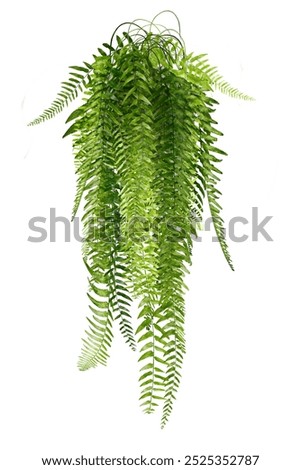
top-left (112, 255), bottom-right (136, 351)
top-left (207, 180), bottom-right (234, 270)
top-left (75, 56), bottom-right (122, 370)
top-left (77, 282), bottom-right (114, 371)
top-left (181, 53), bottom-right (254, 101)
top-left (161, 331), bottom-right (185, 428)
top-left (137, 313), bottom-right (166, 414)
top-left (151, 68), bottom-right (198, 427)
top-left (211, 75), bottom-right (255, 101)
top-left (196, 94), bottom-right (234, 270)
top-left (28, 62), bottom-right (94, 126)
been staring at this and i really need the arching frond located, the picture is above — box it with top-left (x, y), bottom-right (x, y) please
top-left (28, 62), bottom-right (94, 126)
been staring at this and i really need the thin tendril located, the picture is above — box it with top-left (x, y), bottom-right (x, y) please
top-left (151, 10), bottom-right (182, 36)
top-left (109, 22), bottom-right (148, 50)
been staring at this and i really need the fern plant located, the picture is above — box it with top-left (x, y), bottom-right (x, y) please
top-left (28, 12), bottom-right (253, 428)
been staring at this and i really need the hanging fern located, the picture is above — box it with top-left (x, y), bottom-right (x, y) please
top-left (28, 11), bottom-right (253, 428)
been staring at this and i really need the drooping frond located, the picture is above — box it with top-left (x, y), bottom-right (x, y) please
top-left (112, 253), bottom-right (136, 351)
top-left (28, 12), bottom-right (252, 427)
top-left (113, 41), bottom-right (166, 412)
top-left (151, 68), bottom-right (199, 427)
top-left (195, 94), bottom-right (234, 270)
top-left (70, 54), bottom-right (121, 370)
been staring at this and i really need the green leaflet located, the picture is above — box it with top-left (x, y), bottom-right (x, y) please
top-left (28, 12), bottom-right (252, 427)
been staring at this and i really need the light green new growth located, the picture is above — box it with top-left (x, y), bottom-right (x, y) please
top-left (28, 12), bottom-right (252, 428)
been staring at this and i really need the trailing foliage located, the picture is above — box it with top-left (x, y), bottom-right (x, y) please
top-left (28, 63), bottom-right (93, 126)
top-left (28, 12), bottom-right (252, 427)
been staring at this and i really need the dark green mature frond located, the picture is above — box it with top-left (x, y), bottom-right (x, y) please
top-left (28, 12), bottom-right (252, 427)
top-left (109, 242), bottom-right (136, 351)
top-left (113, 266), bottom-right (136, 351)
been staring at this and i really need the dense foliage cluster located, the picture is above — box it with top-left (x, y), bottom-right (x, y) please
top-left (29, 14), bottom-right (252, 427)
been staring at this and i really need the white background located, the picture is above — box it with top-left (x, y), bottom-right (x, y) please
top-left (1, 1), bottom-right (300, 469)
